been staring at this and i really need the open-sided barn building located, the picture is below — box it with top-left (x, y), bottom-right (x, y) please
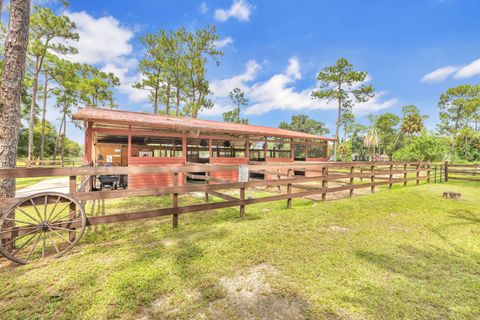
top-left (73, 108), bottom-right (335, 189)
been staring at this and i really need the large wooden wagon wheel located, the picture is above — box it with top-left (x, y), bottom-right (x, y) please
top-left (0, 192), bottom-right (87, 264)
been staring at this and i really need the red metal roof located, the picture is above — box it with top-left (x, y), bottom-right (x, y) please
top-left (72, 108), bottom-right (335, 141)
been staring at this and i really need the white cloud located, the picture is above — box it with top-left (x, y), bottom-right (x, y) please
top-left (199, 2), bottom-right (209, 14)
top-left (64, 11), bottom-right (134, 65)
top-left (62, 11), bottom-right (149, 104)
top-left (210, 60), bottom-right (261, 97)
top-left (101, 59), bottom-right (149, 104)
top-left (285, 57), bottom-right (301, 80)
top-left (214, 36), bottom-right (234, 48)
top-left (353, 92), bottom-right (399, 116)
top-left (422, 65), bottom-right (460, 83)
top-left (214, 0), bottom-right (254, 22)
top-left (205, 57), bottom-right (397, 117)
top-left (454, 58), bottom-right (480, 79)
top-left (422, 57), bottom-right (480, 83)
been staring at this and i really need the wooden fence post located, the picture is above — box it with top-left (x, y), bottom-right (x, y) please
top-left (444, 161), bottom-right (449, 182)
top-left (173, 172), bottom-right (179, 228)
top-left (349, 166), bottom-right (354, 197)
top-left (322, 166), bottom-right (328, 201)
top-left (389, 163), bottom-right (393, 189)
top-left (416, 163), bottom-right (420, 185)
top-left (287, 169), bottom-right (292, 208)
top-left (205, 171), bottom-right (209, 203)
top-left (277, 169), bottom-right (281, 193)
top-left (403, 163), bottom-right (408, 187)
top-left (69, 175), bottom-right (77, 241)
top-left (427, 162), bottom-right (431, 183)
top-left (370, 164), bottom-right (375, 193)
top-left (240, 184), bottom-right (245, 217)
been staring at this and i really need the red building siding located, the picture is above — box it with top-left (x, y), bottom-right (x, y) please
top-left (210, 157), bottom-right (249, 183)
top-left (128, 157), bottom-right (185, 189)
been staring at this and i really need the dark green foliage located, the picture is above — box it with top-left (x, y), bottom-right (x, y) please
top-left (393, 133), bottom-right (449, 162)
top-left (279, 114), bottom-right (329, 136)
top-left (368, 112), bottom-right (400, 157)
top-left (437, 84), bottom-right (480, 155)
top-left (17, 120), bottom-right (80, 158)
top-left (455, 128), bottom-right (480, 161)
top-left (401, 105), bottom-right (427, 135)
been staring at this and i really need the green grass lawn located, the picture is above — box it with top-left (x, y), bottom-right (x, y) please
top-left (1, 181), bottom-right (479, 319)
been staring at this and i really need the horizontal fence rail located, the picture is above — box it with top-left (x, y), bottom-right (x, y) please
top-left (0, 161), bottom-right (432, 242)
top-left (445, 162), bottom-right (480, 182)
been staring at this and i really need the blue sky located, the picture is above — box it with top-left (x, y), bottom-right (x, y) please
top-left (37, 0), bottom-right (480, 143)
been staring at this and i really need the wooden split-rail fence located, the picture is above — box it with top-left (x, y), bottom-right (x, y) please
top-left (0, 161), bottom-right (431, 264)
top-left (444, 162), bottom-right (480, 182)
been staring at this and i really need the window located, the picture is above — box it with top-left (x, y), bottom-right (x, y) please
top-left (308, 143), bottom-right (327, 158)
top-left (267, 142), bottom-right (291, 159)
top-left (186, 139), bottom-right (210, 163)
top-left (131, 136), bottom-right (183, 158)
top-left (212, 140), bottom-right (246, 158)
top-left (249, 141), bottom-right (265, 161)
top-left (293, 144), bottom-right (306, 160)
top-left (95, 135), bottom-right (128, 166)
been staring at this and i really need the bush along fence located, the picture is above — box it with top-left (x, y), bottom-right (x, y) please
top-left (0, 161), bottom-right (431, 264)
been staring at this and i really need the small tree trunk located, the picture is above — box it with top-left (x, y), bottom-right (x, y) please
top-left (40, 72), bottom-right (48, 160)
top-left (0, 0), bottom-right (31, 198)
top-left (333, 98), bottom-right (341, 161)
top-left (175, 86), bottom-right (180, 116)
top-left (60, 110), bottom-right (66, 166)
top-left (52, 115), bottom-right (64, 160)
top-left (165, 83), bottom-right (171, 115)
top-left (27, 64), bottom-right (39, 166)
top-left (153, 87), bottom-right (158, 114)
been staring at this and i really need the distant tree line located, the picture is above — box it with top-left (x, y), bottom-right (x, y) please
top-left (284, 58), bottom-right (480, 163)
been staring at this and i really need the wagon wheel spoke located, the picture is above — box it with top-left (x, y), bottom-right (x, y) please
top-left (46, 195), bottom-right (62, 222)
top-left (49, 228), bottom-right (73, 245)
top-left (29, 199), bottom-right (44, 223)
top-left (2, 227), bottom-right (41, 248)
top-left (41, 233), bottom-right (46, 259)
top-left (26, 232), bottom-right (43, 261)
top-left (49, 226), bottom-right (77, 233)
top-left (43, 195), bottom-right (49, 222)
top-left (49, 217), bottom-right (83, 228)
top-left (15, 206), bottom-right (42, 224)
top-left (11, 230), bottom-right (42, 256)
top-left (48, 201), bottom-right (73, 224)
top-left (46, 232), bottom-right (60, 254)
top-left (0, 225), bottom-right (38, 235)
top-left (4, 217), bottom-right (39, 227)
top-left (49, 209), bottom-right (81, 225)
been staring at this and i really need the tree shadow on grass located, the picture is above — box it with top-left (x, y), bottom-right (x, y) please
top-left (429, 209), bottom-right (480, 253)
top-left (354, 245), bottom-right (480, 318)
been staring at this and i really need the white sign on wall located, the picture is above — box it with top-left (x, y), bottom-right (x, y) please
top-left (239, 165), bottom-right (249, 182)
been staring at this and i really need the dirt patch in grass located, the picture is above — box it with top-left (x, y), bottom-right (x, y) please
top-left (140, 264), bottom-right (309, 319)
top-left (197, 264), bottom-right (309, 319)
top-left (328, 225), bottom-right (350, 233)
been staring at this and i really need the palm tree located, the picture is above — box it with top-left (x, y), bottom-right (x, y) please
top-left (0, 0), bottom-right (31, 197)
top-left (364, 127), bottom-right (379, 161)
